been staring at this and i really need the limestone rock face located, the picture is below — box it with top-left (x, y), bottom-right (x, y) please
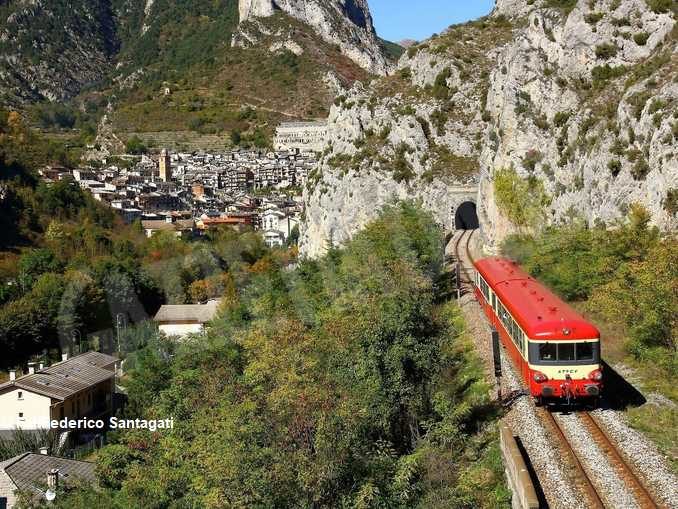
top-left (239, 0), bottom-right (275, 20)
top-left (300, 0), bottom-right (677, 258)
top-left (479, 0), bottom-right (676, 248)
top-left (237, 0), bottom-right (391, 75)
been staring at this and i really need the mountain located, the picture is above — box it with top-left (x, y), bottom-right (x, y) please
top-left (237, 0), bottom-right (392, 74)
top-left (0, 0), bottom-right (396, 152)
top-left (300, 0), bottom-right (677, 257)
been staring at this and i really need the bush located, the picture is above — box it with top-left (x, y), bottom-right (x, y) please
top-left (663, 189), bottom-right (678, 215)
top-left (392, 143), bottom-right (415, 183)
top-left (432, 68), bottom-right (452, 100)
top-left (592, 64), bottom-right (626, 84)
top-left (545, 0), bottom-right (578, 14)
top-left (125, 135), bottom-right (147, 155)
top-left (645, 0), bottom-right (674, 13)
top-left (584, 12), bottom-right (604, 24)
top-left (522, 149), bottom-right (543, 172)
top-left (553, 111), bottom-right (571, 127)
top-left (632, 157), bottom-right (651, 180)
top-left (493, 168), bottom-right (551, 227)
top-left (595, 42), bottom-right (618, 59)
top-left (608, 159), bottom-right (622, 176)
top-left (633, 32), bottom-right (650, 45)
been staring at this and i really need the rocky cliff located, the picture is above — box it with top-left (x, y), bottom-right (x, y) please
top-left (300, 0), bottom-right (677, 258)
top-left (236, 0), bottom-right (391, 74)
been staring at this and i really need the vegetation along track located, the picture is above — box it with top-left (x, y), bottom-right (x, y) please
top-left (454, 227), bottom-right (662, 508)
top-left (541, 408), bottom-right (662, 509)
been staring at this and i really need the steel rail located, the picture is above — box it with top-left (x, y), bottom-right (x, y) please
top-left (579, 412), bottom-right (660, 509)
top-left (539, 408), bottom-right (606, 509)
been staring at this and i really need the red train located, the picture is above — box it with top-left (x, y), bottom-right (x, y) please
top-left (473, 257), bottom-right (603, 405)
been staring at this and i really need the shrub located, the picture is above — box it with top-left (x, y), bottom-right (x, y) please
top-left (493, 168), bottom-right (551, 227)
top-left (633, 32), bottom-right (650, 45)
top-left (632, 157), bottom-right (651, 180)
top-left (432, 68), bottom-right (452, 100)
top-left (584, 12), bottom-right (604, 24)
top-left (522, 149), bottom-right (543, 172)
top-left (663, 189), bottom-right (678, 215)
top-left (592, 64), bottom-right (626, 84)
top-left (645, 0), bottom-right (673, 13)
top-left (399, 67), bottom-right (412, 80)
top-left (608, 159), bottom-right (622, 176)
top-left (553, 111), bottom-right (571, 127)
top-left (545, 0), bottom-right (578, 14)
top-left (125, 135), bottom-right (147, 155)
top-left (595, 43), bottom-right (618, 59)
top-left (648, 99), bottom-right (666, 114)
top-left (392, 143), bottom-right (415, 183)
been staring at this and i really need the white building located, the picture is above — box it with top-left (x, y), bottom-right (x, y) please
top-left (274, 121), bottom-right (328, 152)
top-left (154, 300), bottom-right (221, 338)
top-left (261, 206), bottom-right (299, 247)
top-left (0, 352), bottom-right (118, 431)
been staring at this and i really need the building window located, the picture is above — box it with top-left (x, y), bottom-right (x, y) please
top-left (17, 391), bottom-right (23, 400)
top-left (18, 412), bottom-right (24, 420)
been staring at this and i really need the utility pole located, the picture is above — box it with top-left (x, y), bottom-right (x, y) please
top-left (71, 330), bottom-right (81, 355)
top-left (115, 314), bottom-right (126, 355)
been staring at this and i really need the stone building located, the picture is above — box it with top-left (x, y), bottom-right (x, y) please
top-left (159, 149), bottom-right (172, 182)
top-left (274, 121), bottom-right (328, 152)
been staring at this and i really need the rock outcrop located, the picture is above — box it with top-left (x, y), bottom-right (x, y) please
top-left (301, 0), bottom-right (677, 257)
top-left (236, 0), bottom-right (391, 75)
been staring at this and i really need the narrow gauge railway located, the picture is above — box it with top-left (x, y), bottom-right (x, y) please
top-left (452, 228), bottom-right (476, 289)
top-left (450, 230), bottom-right (662, 509)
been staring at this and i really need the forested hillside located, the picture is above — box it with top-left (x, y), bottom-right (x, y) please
top-left (45, 204), bottom-right (509, 508)
top-left (0, 109), bottom-right (274, 370)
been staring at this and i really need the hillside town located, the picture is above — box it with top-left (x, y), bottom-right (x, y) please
top-left (37, 122), bottom-right (323, 248)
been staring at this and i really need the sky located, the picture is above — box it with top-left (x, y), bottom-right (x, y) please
top-left (368, 0), bottom-right (495, 42)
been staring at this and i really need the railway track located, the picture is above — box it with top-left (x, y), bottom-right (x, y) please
top-left (451, 228), bottom-right (476, 287)
top-left (452, 228), bottom-right (669, 508)
top-left (540, 408), bottom-right (661, 509)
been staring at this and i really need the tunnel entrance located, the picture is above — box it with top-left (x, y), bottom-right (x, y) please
top-left (455, 201), bottom-right (479, 230)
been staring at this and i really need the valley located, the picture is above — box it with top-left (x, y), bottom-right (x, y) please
top-left (0, 0), bottom-right (676, 508)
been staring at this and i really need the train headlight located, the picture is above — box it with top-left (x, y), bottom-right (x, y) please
top-left (588, 369), bottom-right (603, 382)
top-left (533, 371), bottom-right (548, 383)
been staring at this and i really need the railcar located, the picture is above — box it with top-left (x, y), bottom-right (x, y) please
top-left (473, 257), bottom-right (603, 405)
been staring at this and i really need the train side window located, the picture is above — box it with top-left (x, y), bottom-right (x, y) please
top-left (539, 343), bottom-right (556, 361)
top-left (558, 344), bottom-right (575, 361)
top-left (576, 342), bottom-right (594, 360)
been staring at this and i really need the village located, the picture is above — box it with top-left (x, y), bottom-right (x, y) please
top-left (0, 124), bottom-right (332, 505)
top-left (37, 121), bottom-right (327, 248)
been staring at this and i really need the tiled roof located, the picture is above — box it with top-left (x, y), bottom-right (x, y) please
top-left (154, 299), bottom-right (220, 324)
top-left (141, 219), bottom-right (195, 231)
top-left (1, 453), bottom-right (95, 497)
top-left (0, 352), bottom-right (117, 401)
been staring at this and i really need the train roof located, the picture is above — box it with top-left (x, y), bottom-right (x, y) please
top-left (474, 257), bottom-right (599, 341)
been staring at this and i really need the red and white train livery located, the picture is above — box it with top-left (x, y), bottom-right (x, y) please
top-left (473, 257), bottom-right (603, 404)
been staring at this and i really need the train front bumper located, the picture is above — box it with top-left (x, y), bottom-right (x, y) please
top-left (536, 380), bottom-right (602, 399)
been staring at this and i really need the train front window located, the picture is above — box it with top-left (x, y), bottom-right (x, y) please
top-left (539, 343), bottom-right (556, 361)
top-left (558, 343), bottom-right (575, 361)
top-left (576, 342), bottom-right (594, 360)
